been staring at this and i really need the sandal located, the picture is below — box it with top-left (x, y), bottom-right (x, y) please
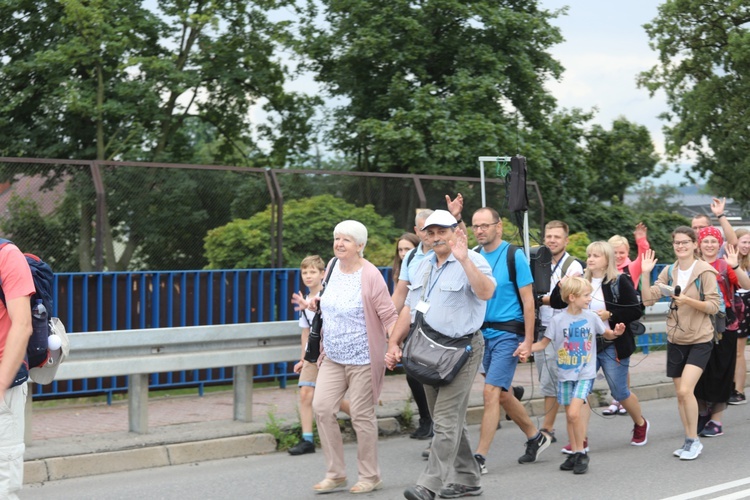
top-left (350, 480), bottom-right (383, 494)
top-left (618, 404), bottom-right (627, 415)
top-left (313, 477), bottom-right (347, 493)
top-left (602, 401), bottom-right (619, 415)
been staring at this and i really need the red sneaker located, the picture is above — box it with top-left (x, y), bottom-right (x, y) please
top-left (561, 438), bottom-right (589, 455)
top-left (631, 418), bottom-right (650, 446)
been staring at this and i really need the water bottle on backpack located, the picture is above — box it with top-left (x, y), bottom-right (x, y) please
top-left (29, 299), bottom-right (51, 367)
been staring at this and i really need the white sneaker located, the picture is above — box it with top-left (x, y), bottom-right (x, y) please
top-left (680, 439), bottom-right (703, 460)
top-left (673, 439), bottom-right (690, 457)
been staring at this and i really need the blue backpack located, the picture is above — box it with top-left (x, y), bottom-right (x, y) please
top-left (0, 239), bottom-right (55, 385)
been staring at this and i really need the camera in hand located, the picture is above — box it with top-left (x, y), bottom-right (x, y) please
top-left (304, 312), bottom-right (323, 363)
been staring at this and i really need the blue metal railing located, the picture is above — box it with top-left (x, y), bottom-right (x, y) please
top-left (34, 264), bottom-right (664, 400)
top-left (34, 267), bottom-right (394, 401)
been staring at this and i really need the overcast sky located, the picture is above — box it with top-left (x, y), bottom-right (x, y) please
top-left (540, 0), bottom-right (692, 184)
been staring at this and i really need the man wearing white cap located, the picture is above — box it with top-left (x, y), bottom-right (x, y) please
top-left (0, 241), bottom-right (34, 499)
top-left (386, 210), bottom-right (495, 500)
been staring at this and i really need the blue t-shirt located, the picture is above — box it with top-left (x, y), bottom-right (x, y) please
top-left (481, 241), bottom-right (534, 339)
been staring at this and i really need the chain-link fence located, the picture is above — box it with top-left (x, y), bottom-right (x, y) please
top-left (0, 157), bottom-right (544, 272)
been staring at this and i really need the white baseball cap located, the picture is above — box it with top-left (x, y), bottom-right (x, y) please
top-left (421, 210), bottom-right (458, 230)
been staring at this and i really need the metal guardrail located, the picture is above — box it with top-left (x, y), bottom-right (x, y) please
top-left (27, 320), bottom-right (301, 441)
top-left (26, 303), bottom-right (672, 443)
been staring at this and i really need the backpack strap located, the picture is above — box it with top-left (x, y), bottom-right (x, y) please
top-left (560, 254), bottom-right (576, 276)
top-left (507, 244), bottom-right (523, 307)
top-left (610, 274), bottom-right (621, 304)
top-left (0, 239), bottom-right (12, 306)
top-left (405, 247), bottom-right (417, 269)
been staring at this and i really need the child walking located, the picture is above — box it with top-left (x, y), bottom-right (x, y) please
top-left (288, 255), bottom-right (327, 455)
top-left (532, 277), bottom-right (625, 474)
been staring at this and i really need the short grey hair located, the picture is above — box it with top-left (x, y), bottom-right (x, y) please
top-left (415, 209), bottom-right (434, 227)
top-left (333, 220), bottom-right (368, 257)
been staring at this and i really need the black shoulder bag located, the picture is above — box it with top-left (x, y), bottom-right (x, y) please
top-left (401, 272), bottom-right (474, 386)
top-left (303, 258), bottom-right (337, 363)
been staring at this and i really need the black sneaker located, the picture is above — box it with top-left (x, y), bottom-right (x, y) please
top-left (404, 485), bottom-right (436, 500)
top-left (560, 452), bottom-right (578, 471)
top-left (573, 453), bottom-right (589, 474)
top-left (411, 418), bottom-right (434, 440)
top-left (518, 432), bottom-right (550, 464)
top-left (288, 439), bottom-right (315, 455)
top-left (540, 428), bottom-right (557, 443)
top-left (473, 454), bottom-right (487, 475)
top-left (729, 391), bottom-right (747, 405)
top-left (438, 483), bottom-right (483, 498)
top-left (697, 413), bottom-right (711, 435)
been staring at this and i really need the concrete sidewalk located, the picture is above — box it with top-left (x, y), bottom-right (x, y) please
top-left (22, 347), bottom-right (748, 484)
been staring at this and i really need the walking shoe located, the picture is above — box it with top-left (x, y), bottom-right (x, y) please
top-left (699, 421), bottom-right (723, 437)
top-left (350, 480), bottom-right (383, 494)
top-left (422, 446), bottom-right (431, 459)
top-left (697, 413), bottom-right (711, 435)
top-left (404, 485), bottom-right (436, 500)
top-left (540, 428), bottom-right (557, 443)
top-left (473, 454), bottom-right (487, 475)
top-left (506, 386), bottom-right (525, 420)
top-left (680, 439), bottom-right (703, 460)
top-left (518, 432), bottom-right (550, 464)
top-left (313, 477), bottom-right (347, 493)
top-left (438, 483), bottom-right (483, 498)
top-left (562, 438), bottom-right (589, 455)
top-left (288, 439), bottom-right (315, 455)
top-left (411, 418), bottom-right (434, 440)
top-left (631, 418), bottom-right (650, 446)
top-left (728, 391), bottom-right (747, 405)
top-left (560, 453), bottom-right (578, 471)
top-left (673, 440), bottom-right (690, 458)
top-left (573, 452), bottom-right (590, 474)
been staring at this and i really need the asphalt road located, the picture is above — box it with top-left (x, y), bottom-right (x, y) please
top-left (23, 396), bottom-right (750, 500)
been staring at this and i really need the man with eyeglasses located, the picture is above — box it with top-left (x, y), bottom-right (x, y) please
top-left (470, 207), bottom-right (551, 475)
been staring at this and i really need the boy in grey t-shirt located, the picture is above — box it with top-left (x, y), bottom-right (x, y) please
top-left (531, 277), bottom-right (625, 474)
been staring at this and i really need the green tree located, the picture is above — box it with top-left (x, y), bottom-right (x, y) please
top-left (638, 1), bottom-right (750, 203)
top-left (584, 118), bottom-right (661, 203)
top-left (567, 202), bottom-right (688, 262)
top-left (299, 0), bottom-right (567, 176)
top-left (205, 194), bottom-right (402, 269)
top-left (0, 0), bottom-right (317, 270)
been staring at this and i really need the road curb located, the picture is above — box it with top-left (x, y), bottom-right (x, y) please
top-left (23, 380), bottom-right (679, 485)
top-left (25, 433), bottom-right (277, 483)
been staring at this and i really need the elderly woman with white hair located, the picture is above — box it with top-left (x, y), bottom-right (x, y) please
top-left (308, 220), bottom-right (398, 494)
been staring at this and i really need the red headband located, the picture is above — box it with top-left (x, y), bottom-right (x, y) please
top-left (698, 226), bottom-right (723, 246)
